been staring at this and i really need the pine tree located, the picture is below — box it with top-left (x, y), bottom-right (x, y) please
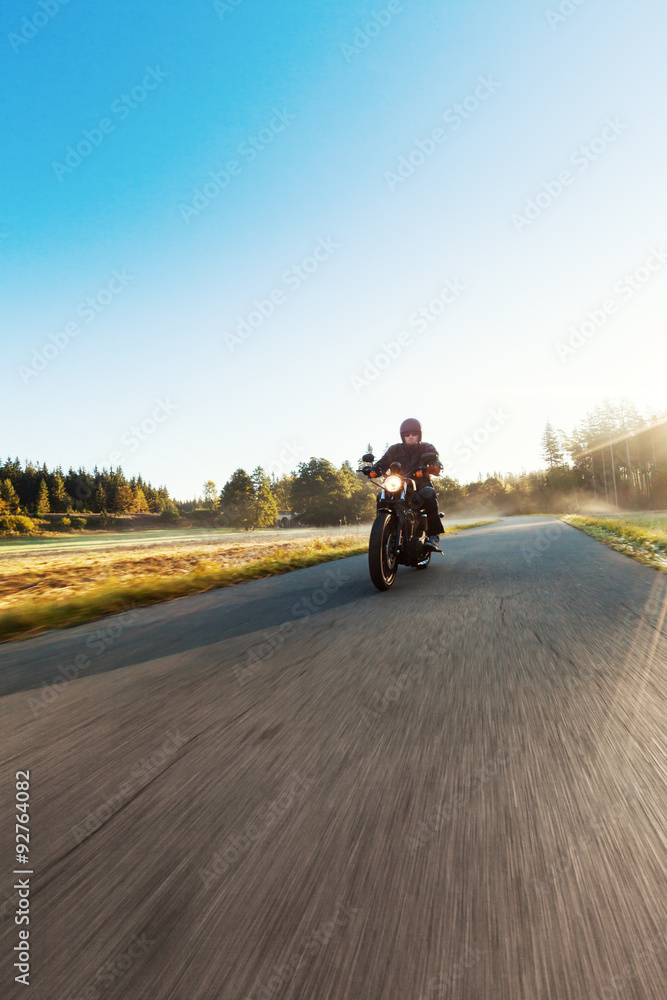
top-left (541, 421), bottom-right (564, 468)
top-left (155, 486), bottom-right (178, 515)
top-left (251, 467), bottom-right (278, 527)
top-left (132, 486), bottom-right (150, 513)
top-left (1, 479), bottom-right (21, 513)
top-left (92, 484), bottom-right (108, 513)
top-left (143, 484), bottom-right (160, 512)
top-left (358, 443), bottom-right (375, 465)
top-left (49, 470), bottom-right (69, 512)
top-left (35, 479), bottom-right (50, 516)
top-left (113, 480), bottom-right (134, 514)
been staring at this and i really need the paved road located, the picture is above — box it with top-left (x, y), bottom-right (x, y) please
top-left (1, 516), bottom-right (665, 999)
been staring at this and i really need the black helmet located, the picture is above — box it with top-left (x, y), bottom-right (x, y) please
top-left (400, 418), bottom-right (422, 442)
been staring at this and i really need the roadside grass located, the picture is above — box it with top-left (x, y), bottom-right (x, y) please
top-left (0, 534), bottom-right (368, 611)
top-left (0, 520), bottom-right (497, 643)
top-left (612, 512), bottom-right (667, 531)
top-left (560, 515), bottom-right (667, 572)
top-left (0, 536), bottom-right (366, 643)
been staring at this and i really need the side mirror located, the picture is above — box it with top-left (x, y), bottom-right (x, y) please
top-left (421, 452), bottom-right (437, 464)
top-left (362, 453), bottom-right (374, 463)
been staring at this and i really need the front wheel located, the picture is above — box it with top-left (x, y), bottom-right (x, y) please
top-left (368, 512), bottom-right (399, 591)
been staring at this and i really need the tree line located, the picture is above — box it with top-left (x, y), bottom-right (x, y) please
top-left (439, 401), bottom-right (667, 515)
top-left (3, 400), bottom-right (664, 529)
top-left (201, 459), bottom-right (378, 528)
top-left (0, 458), bottom-right (177, 518)
top-left (207, 402), bottom-right (666, 525)
top-left (540, 400), bottom-right (667, 508)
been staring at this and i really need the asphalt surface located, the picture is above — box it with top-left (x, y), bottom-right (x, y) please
top-left (1, 515), bottom-right (665, 999)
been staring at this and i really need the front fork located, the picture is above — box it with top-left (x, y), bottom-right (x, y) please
top-left (378, 506), bottom-right (405, 551)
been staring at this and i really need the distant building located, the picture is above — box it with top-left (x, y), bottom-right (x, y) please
top-left (276, 511), bottom-right (297, 528)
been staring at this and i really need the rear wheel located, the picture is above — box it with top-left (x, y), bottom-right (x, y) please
top-left (369, 513), bottom-right (399, 591)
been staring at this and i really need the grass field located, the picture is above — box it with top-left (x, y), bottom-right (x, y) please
top-left (560, 513), bottom-right (667, 572)
top-left (0, 520), bottom-right (497, 642)
top-left (0, 525), bottom-right (312, 556)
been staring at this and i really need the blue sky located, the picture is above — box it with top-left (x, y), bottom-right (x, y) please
top-left (3, 0), bottom-right (666, 498)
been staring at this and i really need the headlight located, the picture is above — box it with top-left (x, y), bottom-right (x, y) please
top-left (383, 474), bottom-right (403, 493)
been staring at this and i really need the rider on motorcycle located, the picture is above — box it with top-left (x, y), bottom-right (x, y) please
top-left (371, 418), bottom-right (444, 550)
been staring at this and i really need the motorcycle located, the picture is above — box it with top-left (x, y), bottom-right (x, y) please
top-left (360, 452), bottom-right (445, 591)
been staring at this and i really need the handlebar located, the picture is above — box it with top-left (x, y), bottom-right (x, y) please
top-left (359, 464), bottom-right (442, 478)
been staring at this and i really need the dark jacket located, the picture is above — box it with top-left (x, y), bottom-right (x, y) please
top-left (376, 441), bottom-right (442, 486)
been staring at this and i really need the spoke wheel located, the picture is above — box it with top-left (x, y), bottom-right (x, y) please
top-left (369, 513), bottom-right (399, 591)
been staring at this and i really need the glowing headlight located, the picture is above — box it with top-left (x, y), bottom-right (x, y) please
top-left (383, 474), bottom-right (403, 493)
